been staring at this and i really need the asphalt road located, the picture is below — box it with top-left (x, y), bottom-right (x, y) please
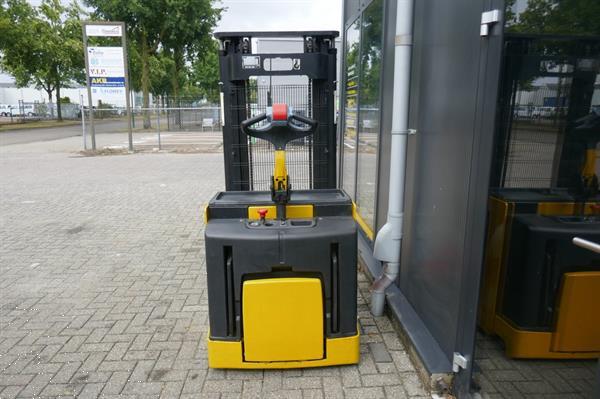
top-left (0, 119), bottom-right (127, 146)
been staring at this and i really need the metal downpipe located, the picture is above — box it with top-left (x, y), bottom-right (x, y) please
top-left (370, 0), bottom-right (414, 317)
top-left (370, 262), bottom-right (399, 316)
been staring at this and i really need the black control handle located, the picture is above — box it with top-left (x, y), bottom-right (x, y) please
top-left (241, 111), bottom-right (318, 150)
top-left (289, 113), bottom-right (318, 132)
top-left (241, 113), bottom-right (268, 130)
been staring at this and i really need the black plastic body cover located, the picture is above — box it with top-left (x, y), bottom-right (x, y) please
top-left (205, 189), bottom-right (358, 341)
top-left (501, 214), bottom-right (600, 331)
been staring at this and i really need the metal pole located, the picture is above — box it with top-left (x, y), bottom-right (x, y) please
top-left (82, 23), bottom-right (96, 150)
top-left (130, 90), bottom-right (135, 128)
top-left (572, 237), bottom-right (600, 398)
top-left (595, 359), bottom-right (600, 399)
top-left (18, 99), bottom-right (23, 123)
top-left (81, 94), bottom-right (87, 150)
top-left (121, 22), bottom-right (133, 152)
top-left (167, 96), bottom-right (171, 131)
top-left (157, 103), bottom-right (162, 150)
top-left (572, 237), bottom-right (600, 254)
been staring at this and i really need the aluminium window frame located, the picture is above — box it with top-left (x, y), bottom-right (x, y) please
top-left (338, 0), bottom-right (386, 236)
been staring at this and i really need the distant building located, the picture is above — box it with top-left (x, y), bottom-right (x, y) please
top-left (0, 73), bottom-right (89, 106)
top-left (0, 73), bottom-right (143, 108)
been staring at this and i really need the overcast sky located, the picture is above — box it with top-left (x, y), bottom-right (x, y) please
top-left (215, 0), bottom-right (342, 33)
top-left (26, 0), bottom-right (342, 33)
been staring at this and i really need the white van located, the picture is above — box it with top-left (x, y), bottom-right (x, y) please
top-left (0, 104), bottom-right (11, 117)
top-left (9, 104), bottom-right (36, 117)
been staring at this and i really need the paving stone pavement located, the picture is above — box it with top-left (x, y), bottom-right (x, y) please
top-left (473, 332), bottom-right (597, 399)
top-left (0, 148), bottom-right (429, 399)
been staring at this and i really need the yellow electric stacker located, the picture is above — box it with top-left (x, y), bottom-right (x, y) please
top-left (205, 31), bottom-right (359, 369)
top-left (479, 103), bottom-right (600, 359)
top-left (204, 103), bottom-right (359, 368)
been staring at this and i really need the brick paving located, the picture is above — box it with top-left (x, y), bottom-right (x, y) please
top-left (473, 333), bottom-right (597, 398)
top-left (0, 146), bottom-right (428, 398)
top-left (3, 139), bottom-right (596, 399)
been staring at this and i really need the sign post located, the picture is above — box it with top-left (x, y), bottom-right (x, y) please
top-left (80, 93), bottom-right (86, 150)
top-left (82, 21), bottom-right (133, 151)
top-left (122, 27), bottom-right (133, 151)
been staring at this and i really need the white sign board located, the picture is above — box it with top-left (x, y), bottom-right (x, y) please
top-left (87, 46), bottom-right (126, 106)
top-left (85, 24), bottom-right (122, 37)
top-left (91, 87), bottom-right (126, 106)
top-left (87, 47), bottom-right (125, 77)
top-left (83, 21), bottom-right (132, 150)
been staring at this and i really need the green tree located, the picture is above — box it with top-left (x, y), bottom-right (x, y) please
top-left (504, 0), bottom-right (600, 94)
top-left (162, 0), bottom-right (221, 99)
top-left (128, 44), bottom-right (176, 98)
top-left (86, 0), bottom-right (221, 128)
top-left (359, 0), bottom-right (382, 107)
top-left (190, 39), bottom-right (220, 103)
top-left (504, 0), bottom-right (518, 27)
top-left (507, 0), bottom-right (600, 35)
top-left (0, 0), bottom-right (85, 121)
top-left (149, 52), bottom-right (177, 98)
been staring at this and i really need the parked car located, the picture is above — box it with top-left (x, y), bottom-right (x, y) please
top-left (532, 106), bottom-right (554, 118)
top-left (513, 105), bottom-right (533, 119)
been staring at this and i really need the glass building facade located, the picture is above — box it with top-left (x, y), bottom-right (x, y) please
top-left (340, 0), bottom-right (600, 396)
top-left (341, 0), bottom-right (384, 235)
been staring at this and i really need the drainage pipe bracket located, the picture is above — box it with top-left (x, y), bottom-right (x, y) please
top-left (391, 129), bottom-right (417, 136)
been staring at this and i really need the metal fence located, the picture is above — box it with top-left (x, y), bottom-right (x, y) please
top-left (496, 84), bottom-right (599, 189)
top-left (242, 84), bottom-right (316, 190)
top-left (0, 101), bottom-right (80, 122)
top-left (81, 105), bottom-right (223, 151)
top-left (500, 86), bottom-right (566, 188)
top-left (224, 84), bottom-right (329, 191)
top-left (74, 85), bottom-right (324, 188)
top-left (510, 86), bottom-right (571, 125)
top-left (79, 84), bottom-right (324, 193)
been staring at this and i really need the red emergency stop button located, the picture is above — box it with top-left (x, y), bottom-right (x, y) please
top-left (272, 104), bottom-right (288, 121)
top-left (258, 208), bottom-right (269, 220)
